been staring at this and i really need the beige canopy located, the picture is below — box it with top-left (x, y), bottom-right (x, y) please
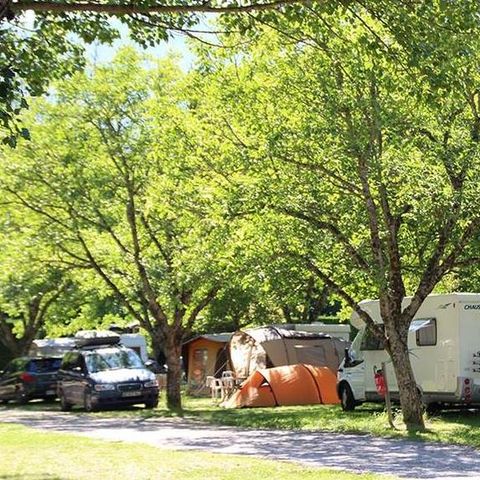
top-left (229, 326), bottom-right (350, 379)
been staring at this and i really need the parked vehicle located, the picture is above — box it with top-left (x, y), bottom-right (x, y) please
top-left (337, 293), bottom-right (480, 412)
top-left (0, 356), bottom-right (62, 404)
top-left (57, 334), bottom-right (159, 412)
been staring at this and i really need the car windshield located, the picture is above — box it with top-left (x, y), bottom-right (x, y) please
top-left (85, 348), bottom-right (143, 373)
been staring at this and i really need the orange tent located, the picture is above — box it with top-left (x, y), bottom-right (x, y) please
top-left (222, 364), bottom-right (340, 408)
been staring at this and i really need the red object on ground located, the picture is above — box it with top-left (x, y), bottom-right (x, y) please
top-left (374, 370), bottom-right (386, 397)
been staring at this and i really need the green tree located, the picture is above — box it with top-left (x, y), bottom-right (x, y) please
top-left (192, 13), bottom-right (480, 429)
top-left (0, 206), bottom-right (71, 358)
top-left (0, 0), bottom-right (305, 144)
top-left (4, 1), bottom-right (477, 146)
top-left (0, 49), bottom-right (234, 409)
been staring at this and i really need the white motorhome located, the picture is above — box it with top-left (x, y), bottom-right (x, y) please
top-left (118, 333), bottom-right (148, 362)
top-left (337, 293), bottom-right (480, 412)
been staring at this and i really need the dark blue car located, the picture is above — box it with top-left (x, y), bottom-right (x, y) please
top-left (0, 356), bottom-right (61, 404)
top-left (57, 341), bottom-right (159, 412)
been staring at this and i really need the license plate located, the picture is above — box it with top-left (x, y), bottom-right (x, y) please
top-left (46, 390), bottom-right (55, 395)
top-left (122, 391), bottom-right (141, 398)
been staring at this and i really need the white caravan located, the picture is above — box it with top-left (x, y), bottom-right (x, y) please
top-left (337, 293), bottom-right (480, 411)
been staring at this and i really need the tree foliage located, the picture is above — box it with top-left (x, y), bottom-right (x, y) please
top-left (0, 204), bottom-right (73, 358)
top-left (0, 0), bottom-right (307, 144)
top-left (189, 5), bottom-right (480, 428)
top-left (0, 48), bottom-right (239, 408)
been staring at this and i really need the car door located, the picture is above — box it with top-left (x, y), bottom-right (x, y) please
top-left (7, 359), bottom-right (27, 400)
top-left (339, 353), bottom-right (367, 401)
top-left (0, 361), bottom-right (15, 400)
top-left (59, 353), bottom-right (79, 404)
top-left (69, 353), bottom-right (89, 405)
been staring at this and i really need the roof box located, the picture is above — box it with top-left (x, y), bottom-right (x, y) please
top-left (74, 330), bottom-right (121, 347)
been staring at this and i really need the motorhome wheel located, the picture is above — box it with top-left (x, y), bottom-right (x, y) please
top-left (339, 382), bottom-right (356, 411)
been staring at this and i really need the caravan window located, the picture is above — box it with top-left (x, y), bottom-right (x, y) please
top-left (360, 327), bottom-right (385, 351)
top-left (411, 318), bottom-right (437, 346)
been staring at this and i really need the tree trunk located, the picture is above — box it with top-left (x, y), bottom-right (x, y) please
top-left (0, 316), bottom-right (35, 358)
top-left (164, 334), bottom-right (183, 410)
top-left (149, 327), bottom-right (166, 364)
top-left (388, 329), bottom-right (425, 431)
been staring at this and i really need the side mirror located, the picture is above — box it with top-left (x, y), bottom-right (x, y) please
top-left (344, 348), bottom-right (352, 367)
top-left (144, 359), bottom-right (161, 374)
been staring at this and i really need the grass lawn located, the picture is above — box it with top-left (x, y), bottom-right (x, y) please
top-left (13, 396), bottom-right (480, 448)
top-left (0, 423), bottom-right (393, 480)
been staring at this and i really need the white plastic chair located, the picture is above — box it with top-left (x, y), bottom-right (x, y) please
top-left (221, 371), bottom-right (236, 398)
top-left (206, 376), bottom-right (223, 400)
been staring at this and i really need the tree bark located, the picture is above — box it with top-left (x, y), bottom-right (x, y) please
top-left (164, 333), bottom-right (183, 410)
top-left (11, 0), bottom-right (306, 16)
top-left (387, 324), bottom-right (425, 431)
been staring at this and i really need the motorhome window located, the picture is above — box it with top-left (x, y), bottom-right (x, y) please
top-left (360, 327), bottom-right (385, 351)
top-left (414, 318), bottom-right (437, 346)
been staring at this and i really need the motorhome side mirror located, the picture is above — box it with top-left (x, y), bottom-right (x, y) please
top-left (344, 348), bottom-right (352, 367)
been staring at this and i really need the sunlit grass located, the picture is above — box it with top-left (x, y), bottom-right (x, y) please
top-left (0, 423), bottom-right (392, 480)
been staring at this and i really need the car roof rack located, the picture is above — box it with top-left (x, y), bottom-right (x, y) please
top-left (74, 330), bottom-right (121, 348)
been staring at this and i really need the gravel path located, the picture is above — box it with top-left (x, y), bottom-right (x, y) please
top-left (1, 407), bottom-right (480, 480)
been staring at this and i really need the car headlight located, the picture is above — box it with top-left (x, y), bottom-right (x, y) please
top-left (94, 384), bottom-right (116, 391)
top-left (144, 379), bottom-right (158, 388)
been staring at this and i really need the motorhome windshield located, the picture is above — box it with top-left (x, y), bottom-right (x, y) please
top-left (360, 327), bottom-right (385, 351)
top-left (85, 348), bottom-right (143, 373)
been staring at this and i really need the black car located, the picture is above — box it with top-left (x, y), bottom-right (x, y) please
top-left (57, 340), bottom-right (159, 412)
top-left (0, 356), bottom-right (62, 404)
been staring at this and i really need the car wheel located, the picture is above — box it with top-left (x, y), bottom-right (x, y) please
top-left (425, 402), bottom-right (441, 416)
top-left (144, 398), bottom-right (159, 409)
top-left (84, 391), bottom-right (97, 412)
top-left (59, 391), bottom-right (72, 412)
top-left (16, 390), bottom-right (28, 405)
top-left (339, 383), bottom-right (356, 411)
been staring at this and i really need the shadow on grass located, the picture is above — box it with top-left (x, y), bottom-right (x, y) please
top-left (2, 399), bottom-right (59, 412)
top-left (180, 402), bottom-right (388, 433)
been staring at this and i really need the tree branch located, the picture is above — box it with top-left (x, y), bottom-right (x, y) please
top-left (304, 257), bottom-right (384, 341)
top-left (186, 286), bottom-right (220, 331)
top-left (76, 233), bottom-right (146, 326)
top-left (11, 0), bottom-right (308, 16)
top-left (124, 181), bottom-right (169, 325)
top-left (281, 207), bottom-right (371, 271)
